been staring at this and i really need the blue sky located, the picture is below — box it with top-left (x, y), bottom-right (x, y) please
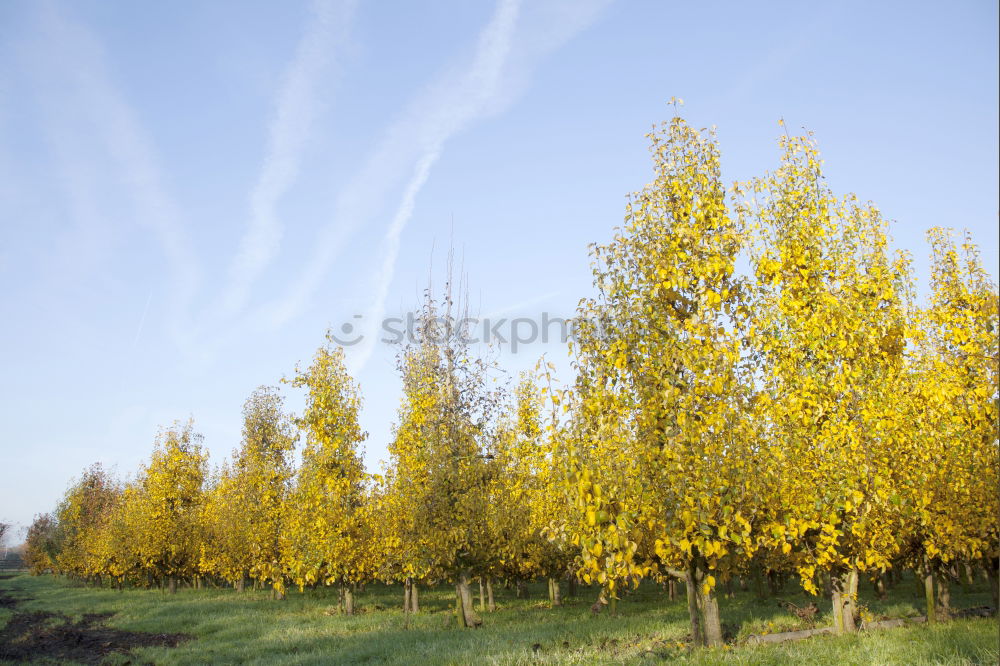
top-left (1, 0), bottom-right (997, 536)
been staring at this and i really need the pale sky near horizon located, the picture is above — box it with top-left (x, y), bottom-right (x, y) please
top-left (1, 0), bottom-right (997, 540)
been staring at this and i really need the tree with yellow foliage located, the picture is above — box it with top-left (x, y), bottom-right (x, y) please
top-left (280, 335), bottom-right (370, 612)
top-left (487, 373), bottom-right (573, 609)
top-left (52, 463), bottom-right (119, 583)
top-left (899, 229), bottom-right (999, 617)
top-left (202, 386), bottom-right (296, 596)
top-left (133, 420), bottom-right (207, 593)
top-left (24, 513), bottom-right (60, 575)
top-left (562, 111), bottom-right (762, 645)
top-left (384, 282), bottom-right (498, 628)
top-left (739, 130), bottom-right (913, 632)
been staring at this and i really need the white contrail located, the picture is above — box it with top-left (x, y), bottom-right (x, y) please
top-left (33, 2), bottom-right (200, 347)
top-left (268, 0), bottom-right (613, 329)
top-left (349, 0), bottom-right (616, 372)
top-left (345, 0), bottom-right (522, 372)
top-left (346, 150), bottom-right (441, 373)
top-left (266, 0), bottom-right (520, 327)
top-left (131, 290), bottom-right (154, 351)
top-left (222, 0), bottom-right (356, 317)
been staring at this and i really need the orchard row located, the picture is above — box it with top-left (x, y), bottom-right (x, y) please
top-left (25, 114), bottom-right (998, 646)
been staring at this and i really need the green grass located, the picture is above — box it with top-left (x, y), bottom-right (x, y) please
top-left (1, 573), bottom-right (996, 665)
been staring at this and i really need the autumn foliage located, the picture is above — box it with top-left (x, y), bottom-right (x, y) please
top-left (24, 111), bottom-right (998, 645)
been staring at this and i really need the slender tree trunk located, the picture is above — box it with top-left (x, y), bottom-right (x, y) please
top-left (985, 557), bottom-right (999, 611)
top-left (668, 578), bottom-right (677, 602)
top-left (411, 580), bottom-right (419, 613)
top-left (875, 571), bottom-right (888, 600)
top-left (343, 583), bottom-right (354, 615)
top-left (516, 579), bottom-right (528, 599)
top-left (845, 569), bottom-right (858, 628)
top-left (168, 577), bottom-right (177, 594)
top-left (403, 578), bottom-right (412, 613)
top-left (936, 574), bottom-right (949, 615)
top-left (691, 560), bottom-right (723, 647)
top-left (684, 567), bottom-right (704, 646)
top-left (546, 577), bottom-right (560, 607)
top-left (479, 577), bottom-right (486, 612)
top-left (752, 565), bottom-right (766, 599)
top-left (766, 570), bottom-right (784, 596)
top-left (456, 571), bottom-right (481, 628)
top-left (831, 570), bottom-right (857, 634)
top-left (924, 560), bottom-right (936, 623)
top-left (487, 577), bottom-right (495, 612)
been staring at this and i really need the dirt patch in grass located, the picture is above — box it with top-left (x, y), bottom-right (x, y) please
top-left (0, 586), bottom-right (190, 664)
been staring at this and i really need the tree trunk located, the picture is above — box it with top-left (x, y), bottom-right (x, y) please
top-left (752, 565), bottom-right (766, 599)
top-left (516, 579), bottom-right (528, 599)
top-left (403, 578), bottom-right (411, 613)
top-left (766, 570), bottom-right (784, 596)
top-left (831, 569), bottom-right (857, 634)
top-left (875, 571), bottom-right (888, 600)
top-left (985, 557), bottom-right (999, 611)
top-left (961, 562), bottom-right (974, 590)
top-left (343, 583), bottom-right (354, 615)
top-left (548, 577), bottom-right (561, 607)
top-left (456, 571), bottom-right (481, 628)
top-left (168, 577), bottom-right (177, 594)
top-left (487, 577), bottom-right (495, 612)
top-left (684, 566), bottom-right (704, 646)
top-left (479, 577), bottom-right (486, 612)
top-left (668, 578), bottom-right (677, 601)
top-left (936, 569), bottom-right (950, 616)
top-left (690, 560), bottom-right (723, 647)
top-left (236, 576), bottom-right (246, 593)
top-left (845, 569), bottom-right (858, 628)
top-left (923, 561), bottom-right (936, 624)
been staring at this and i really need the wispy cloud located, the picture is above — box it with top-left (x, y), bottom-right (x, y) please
top-left (221, 0), bottom-right (357, 317)
top-left (271, 0), bottom-right (612, 338)
top-left (29, 2), bottom-right (200, 346)
top-left (346, 0), bottom-right (521, 372)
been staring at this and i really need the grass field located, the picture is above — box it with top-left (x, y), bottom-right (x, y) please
top-left (0, 572), bottom-right (996, 665)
